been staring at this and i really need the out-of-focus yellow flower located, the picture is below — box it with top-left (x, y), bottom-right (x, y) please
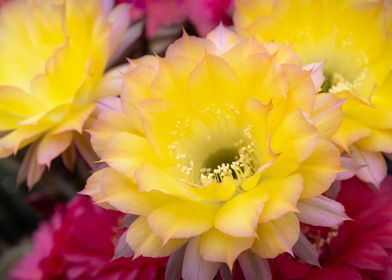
top-left (84, 26), bottom-right (347, 279)
top-left (234, 0), bottom-right (392, 187)
top-left (0, 0), bottom-right (131, 186)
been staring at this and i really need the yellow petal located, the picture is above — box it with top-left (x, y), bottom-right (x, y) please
top-left (89, 110), bottom-right (136, 157)
top-left (258, 174), bottom-right (303, 223)
top-left (188, 53), bottom-right (243, 109)
top-left (102, 131), bottom-right (159, 177)
top-left (166, 32), bottom-right (216, 62)
top-left (312, 93), bottom-right (344, 139)
top-left (252, 213), bottom-right (300, 259)
top-left (298, 139), bottom-right (341, 198)
top-left (147, 201), bottom-right (218, 242)
top-left (215, 188), bottom-right (269, 238)
top-left (85, 167), bottom-right (175, 215)
top-left (126, 217), bottom-right (186, 257)
top-left (199, 228), bottom-right (254, 269)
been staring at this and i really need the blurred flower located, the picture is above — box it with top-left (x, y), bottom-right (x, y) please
top-left (269, 177), bottom-right (392, 279)
top-left (84, 25), bottom-right (346, 279)
top-left (0, 0), bottom-right (132, 187)
top-left (234, 0), bottom-right (392, 187)
top-left (10, 196), bottom-right (167, 280)
top-left (117, 0), bottom-right (233, 36)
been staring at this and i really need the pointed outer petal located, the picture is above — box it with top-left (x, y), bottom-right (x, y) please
top-left (297, 195), bottom-right (350, 227)
top-left (165, 246), bottom-right (186, 280)
top-left (95, 96), bottom-right (122, 113)
top-left (62, 144), bottom-right (76, 172)
top-left (199, 228), bottom-right (254, 269)
top-left (312, 93), bottom-right (344, 139)
top-left (221, 38), bottom-right (268, 71)
top-left (336, 156), bottom-right (362, 181)
top-left (93, 64), bottom-right (128, 98)
top-left (303, 62), bottom-right (324, 92)
top-left (126, 217), bottom-right (186, 257)
top-left (332, 117), bottom-right (371, 151)
top-left (298, 139), bottom-right (341, 198)
top-left (36, 131), bottom-right (73, 166)
top-left (215, 188), bottom-right (269, 238)
top-left (252, 213), bottom-right (300, 259)
top-left (107, 3), bottom-right (131, 59)
top-left (0, 125), bottom-right (49, 154)
top-left (113, 231), bottom-right (134, 260)
top-left (188, 53), bottom-right (243, 109)
top-left (16, 143), bottom-right (40, 187)
top-left (89, 110), bottom-right (136, 157)
top-left (234, 53), bottom-right (287, 105)
top-left (16, 143), bottom-right (45, 188)
top-left (264, 43), bottom-right (301, 65)
top-left (282, 64), bottom-right (316, 114)
top-left (81, 168), bottom-right (113, 209)
top-left (108, 21), bottom-right (143, 67)
top-left (73, 132), bottom-right (99, 170)
top-left (265, 110), bottom-right (318, 177)
top-left (238, 251), bottom-right (272, 280)
top-left (350, 145), bottom-right (387, 188)
top-left (293, 233), bottom-right (320, 267)
top-left (166, 32), bottom-right (217, 61)
top-left (122, 60), bottom-right (157, 105)
top-left (101, 131), bottom-right (159, 177)
top-left (95, 167), bottom-right (175, 215)
top-left (182, 238), bottom-right (220, 280)
top-left (258, 174), bottom-right (303, 223)
top-left (147, 201), bottom-right (219, 242)
top-left (206, 24), bottom-right (241, 54)
top-left (51, 104), bottom-right (95, 134)
top-left (135, 164), bottom-right (201, 200)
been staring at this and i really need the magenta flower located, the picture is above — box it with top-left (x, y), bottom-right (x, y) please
top-left (270, 177), bottom-right (392, 279)
top-left (10, 196), bottom-right (167, 280)
top-left (117, 0), bottom-right (232, 36)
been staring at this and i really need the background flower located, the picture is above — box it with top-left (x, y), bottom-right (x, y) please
top-left (269, 177), bottom-right (392, 280)
top-left (10, 196), bottom-right (167, 280)
top-left (234, 0), bottom-right (392, 188)
top-left (117, 0), bottom-right (233, 37)
top-left (0, 0), bottom-right (131, 187)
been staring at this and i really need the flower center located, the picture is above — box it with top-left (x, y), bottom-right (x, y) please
top-left (200, 142), bottom-right (258, 185)
top-left (321, 69), bottom-right (367, 94)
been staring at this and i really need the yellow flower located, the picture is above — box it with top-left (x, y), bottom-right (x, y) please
top-left (84, 26), bottom-right (346, 278)
top-left (0, 0), bottom-right (131, 186)
top-left (234, 0), bottom-right (392, 187)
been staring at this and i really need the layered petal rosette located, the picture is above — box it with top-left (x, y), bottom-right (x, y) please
top-left (234, 0), bottom-right (392, 187)
top-left (0, 0), bottom-right (131, 186)
top-left (84, 26), bottom-right (346, 279)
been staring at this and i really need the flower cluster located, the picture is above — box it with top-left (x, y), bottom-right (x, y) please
top-left (2, 0), bottom-right (392, 279)
top-left (10, 196), bottom-right (167, 280)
